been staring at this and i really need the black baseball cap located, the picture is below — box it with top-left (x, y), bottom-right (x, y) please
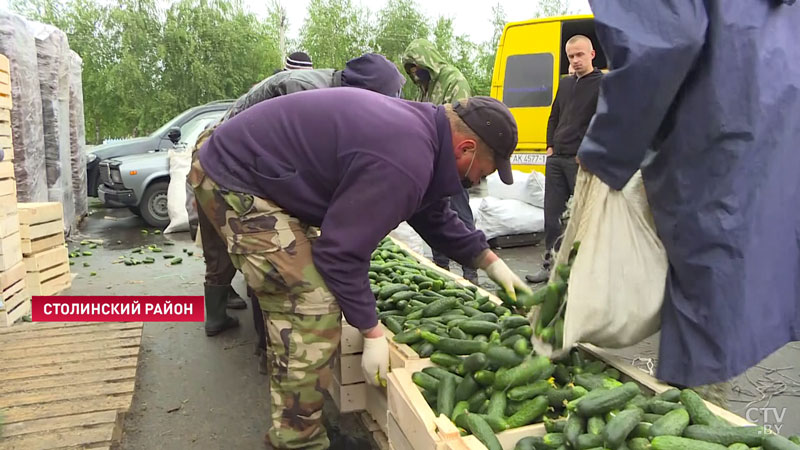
top-left (453, 97), bottom-right (518, 185)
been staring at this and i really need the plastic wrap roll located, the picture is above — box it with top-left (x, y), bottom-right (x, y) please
top-left (69, 50), bottom-right (87, 220)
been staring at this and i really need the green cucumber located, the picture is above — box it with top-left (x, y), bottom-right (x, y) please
top-left (680, 389), bottom-right (730, 428)
top-left (431, 352), bottom-right (463, 368)
top-left (462, 352), bottom-right (489, 373)
top-left (649, 408), bottom-right (689, 437)
top-left (412, 372), bottom-right (439, 392)
top-left (627, 395), bottom-right (650, 410)
top-left (548, 386), bottom-right (588, 408)
top-left (727, 445), bottom-right (750, 450)
top-left (587, 416), bottom-right (605, 435)
top-left (574, 373), bottom-right (623, 391)
top-left (494, 305), bottom-right (512, 317)
top-left (630, 422), bottom-right (652, 439)
top-left (449, 327), bottom-right (469, 340)
top-left (487, 391), bottom-right (508, 418)
top-left (455, 374), bottom-right (481, 403)
top-left (576, 433), bottom-right (604, 449)
top-left (379, 284), bottom-right (410, 300)
top-left (494, 356), bottom-right (552, 389)
top-left (647, 399), bottom-right (684, 415)
top-left (683, 425), bottom-right (767, 447)
top-left (478, 414), bottom-right (510, 432)
top-left (554, 364), bottom-right (572, 385)
top-left (584, 360), bottom-right (607, 374)
top-left (603, 407), bottom-right (644, 449)
top-left (508, 379), bottom-right (553, 401)
top-left (502, 333), bottom-right (525, 348)
top-left (651, 436), bottom-right (729, 450)
top-left (764, 434), bottom-right (800, 450)
top-left (459, 320), bottom-right (501, 335)
top-left (656, 388), bottom-right (681, 403)
top-left (418, 342), bottom-right (435, 357)
top-left (565, 414), bottom-right (586, 448)
top-left (464, 413), bottom-right (503, 450)
top-left (543, 433), bottom-right (566, 448)
top-left (539, 283), bottom-right (561, 326)
top-left (515, 436), bottom-right (545, 450)
top-left (383, 316), bottom-right (404, 334)
top-left (505, 395), bottom-right (549, 429)
top-left (474, 370), bottom-right (495, 386)
top-left (423, 298), bottom-right (459, 317)
top-left (544, 417), bottom-right (568, 433)
top-left (576, 382), bottom-right (641, 417)
top-left (419, 331), bottom-right (489, 355)
top-left (437, 374), bottom-right (456, 418)
top-left (513, 337), bottom-right (530, 356)
top-left (628, 437), bottom-right (652, 450)
top-left (452, 400), bottom-right (470, 421)
top-left (643, 413), bottom-right (664, 423)
top-left (487, 345), bottom-right (524, 368)
top-left (472, 312), bottom-right (500, 323)
top-left (790, 436), bottom-right (800, 445)
top-left (468, 390), bottom-right (489, 412)
top-left (423, 366), bottom-right (462, 383)
top-left (393, 328), bottom-right (422, 344)
top-left (501, 315), bottom-right (530, 330)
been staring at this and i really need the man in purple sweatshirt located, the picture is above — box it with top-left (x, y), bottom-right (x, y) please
top-left (189, 87), bottom-right (529, 449)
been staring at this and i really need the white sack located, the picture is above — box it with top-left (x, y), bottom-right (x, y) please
top-left (474, 197), bottom-right (544, 240)
top-left (531, 170), bottom-right (668, 358)
top-left (487, 170), bottom-right (545, 208)
top-left (164, 148), bottom-right (192, 234)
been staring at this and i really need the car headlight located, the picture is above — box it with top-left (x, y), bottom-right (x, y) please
top-left (110, 169), bottom-right (123, 184)
top-left (88, 153), bottom-right (97, 163)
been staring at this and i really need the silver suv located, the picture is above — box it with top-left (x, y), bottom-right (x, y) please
top-left (97, 107), bottom-right (226, 227)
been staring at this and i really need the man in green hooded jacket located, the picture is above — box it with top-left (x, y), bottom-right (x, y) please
top-left (403, 39), bottom-right (479, 283)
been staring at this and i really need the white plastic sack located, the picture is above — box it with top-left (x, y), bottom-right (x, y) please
top-left (473, 197), bottom-right (544, 240)
top-left (164, 148), bottom-right (192, 234)
top-left (531, 170), bottom-right (668, 358)
top-left (486, 170), bottom-right (545, 208)
top-left (389, 222), bottom-right (425, 255)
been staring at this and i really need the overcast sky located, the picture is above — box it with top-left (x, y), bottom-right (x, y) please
top-left (0, 0), bottom-right (593, 44)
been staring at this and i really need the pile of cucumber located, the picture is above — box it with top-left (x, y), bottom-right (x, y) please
top-left (411, 346), bottom-right (800, 450)
top-left (370, 238), bottom-right (518, 358)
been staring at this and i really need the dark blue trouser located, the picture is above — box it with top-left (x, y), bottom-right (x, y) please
top-left (432, 187), bottom-right (479, 281)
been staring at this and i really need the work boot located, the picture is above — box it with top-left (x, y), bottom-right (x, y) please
top-left (226, 286), bottom-right (247, 310)
top-left (204, 284), bottom-right (239, 336)
top-left (525, 267), bottom-right (550, 284)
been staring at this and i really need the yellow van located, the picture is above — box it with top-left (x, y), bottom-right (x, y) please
top-left (490, 15), bottom-right (608, 174)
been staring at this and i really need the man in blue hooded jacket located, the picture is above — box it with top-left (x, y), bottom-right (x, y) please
top-left (579, 0), bottom-right (800, 391)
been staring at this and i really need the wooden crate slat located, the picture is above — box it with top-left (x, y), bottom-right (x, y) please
top-left (0, 211), bottom-right (19, 238)
top-left (3, 144), bottom-right (15, 161)
top-left (0, 260), bottom-right (25, 291)
top-left (0, 122), bottom-right (11, 137)
top-left (0, 159), bottom-right (12, 180)
top-left (0, 356), bottom-right (139, 382)
top-left (0, 54), bottom-right (8, 73)
top-left (0, 394), bottom-right (133, 425)
top-left (0, 193), bottom-right (17, 216)
top-left (0, 297), bottom-right (30, 327)
top-left (0, 422), bottom-right (117, 450)
top-left (0, 343), bottom-right (141, 372)
top-left (327, 372), bottom-right (366, 413)
top-left (26, 259), bottom-right (70, 289)
top-left (28, 270), bottom-right (71, 296)
top-left (0, 410), bottom-right (119, 439)
top-left (1, 336), bottom-right (141, 363)
top-left (0, 327), bottom-right (142, 352)
top-left (20, 219), bottom-right (63, 241)
top-left (22, 232), bottom-right (65, 255)
top-left (0, 233), bottom-right (22, 271)
top-left (334, 352), bottom-right (364, 385)
top-left (365, 383), bottom-right (388, 435)
top-left (0, 367), bottom-right (138, 396)
top-left (1, 277), bottom-right (26, 308)
top-left (0, 94), bottom-right (11, 110)
top-left (0, 70), bottom-right (9, 87)
top-left (0, 379), bottom-right (136, 409)
top-left (18, 202), bottom-right (64, 225)
top-left (0, 107), bottom-right (10, 122)
top-left (0, 175), bottom-right (16, 197)
top-left (24, 244), bottom-right (68, 272)
top-left (340, 319), bottom-right (364, 354)
top-left (0, 320), bottom-right (142, 338)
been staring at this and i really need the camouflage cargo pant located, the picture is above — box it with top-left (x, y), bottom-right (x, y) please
top-left (189, 154), bottom-right (341, 450)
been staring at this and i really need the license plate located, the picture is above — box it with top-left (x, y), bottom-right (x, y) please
top-left (511, 153), bottom-right (546, 166)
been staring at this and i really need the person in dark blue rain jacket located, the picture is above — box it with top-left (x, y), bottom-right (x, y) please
top-left (578, 0), bottom-right (800, 388)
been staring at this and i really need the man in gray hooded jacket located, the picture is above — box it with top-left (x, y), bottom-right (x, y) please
top-left (187, 52), bottom-right (405, 372)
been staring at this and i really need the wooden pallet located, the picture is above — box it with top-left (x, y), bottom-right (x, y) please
top-left (0, 109), bottom-right (11, 161)
top-left (18, 202), bottom-right (63, 227)
top-left (0, 321), bottom-right (143, 449)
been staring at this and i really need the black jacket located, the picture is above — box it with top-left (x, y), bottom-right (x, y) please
top-left (547, 69), bottom-right (603, 156)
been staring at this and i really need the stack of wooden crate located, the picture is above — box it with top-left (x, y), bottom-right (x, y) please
top-left (0, 53), bottom-right (31, 327)
top-left (19, 202), bottom-right (70, 295)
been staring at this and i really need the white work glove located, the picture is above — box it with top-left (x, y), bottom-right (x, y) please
top-left (361, 333), bottom-right (389, 387)
top-left (485, 258), bottom-right (532, 302)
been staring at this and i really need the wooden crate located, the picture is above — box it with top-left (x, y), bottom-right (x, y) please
top-left (0, 261), bottom-right (30, 327)
top-left (0, 321), bottom-right (143, 448)
top-left (0, 111), bottom-right (11, 160)
top-left (0, 210), bottom-right (19, 238)
top-left (334, 352), bottom-right (365, 385)
top-left (18, 203), bottom-right (65, 252)
top-left (0, 193), bottom-right (17, 217)
top-left (0, 231), bottom-right (22, 271)
top-left (327, 372), bottom-right (367, 413)
top-left (365, 383), bottom-right (389, 435)
top-left (23, 245), bottom-right (70, 296)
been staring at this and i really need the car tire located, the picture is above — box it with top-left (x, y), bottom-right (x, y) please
top-left (140, 181), bottom-right (170, 228)
top-left (128, 206), bottom-right (142, 216)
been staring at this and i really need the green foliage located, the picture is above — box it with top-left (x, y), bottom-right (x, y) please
top-left (10, 0), bottom-right (520, 141)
